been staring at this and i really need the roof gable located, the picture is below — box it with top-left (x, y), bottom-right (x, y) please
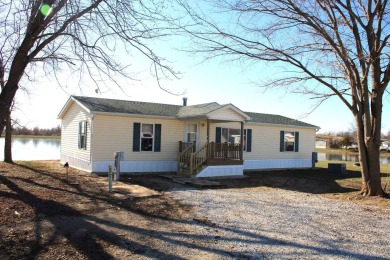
top-left (57, 96), bottom-right (92, 119)
top-left (207, 104), bottom-right (251, 121)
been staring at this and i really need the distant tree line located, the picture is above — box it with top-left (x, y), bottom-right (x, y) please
top-left (318, 129), bottom-right (390, 149)
top-left (10, 126), bottom-right (61, 137)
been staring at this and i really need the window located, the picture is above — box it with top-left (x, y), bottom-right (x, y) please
top-left (221, 128), bottom-right (241, 144)
top-left (284, 132), bottom-right (295, 151)
top-left (133, 123), bottom-right (161, 152)
top-left (280, 131), bottom-right (299, 152)
top-left (78, 121), bottom-right (87, 149)
top-left (187, 124), bottom-right (197, 143)
top-left (141, 124), bottom-right (154, 151)
top-left (215, 127), bottom-right (252, 152)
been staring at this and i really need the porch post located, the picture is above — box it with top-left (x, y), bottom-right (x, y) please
top-left (206, 119), bottom-right (210, 162)
top-left (240, 121), bottom-right (244, 161)
top-left (206, 119), bottom-right (210, 143)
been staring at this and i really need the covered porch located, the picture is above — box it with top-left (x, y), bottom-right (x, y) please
top-left (177, 103), bottom-right (251, 176)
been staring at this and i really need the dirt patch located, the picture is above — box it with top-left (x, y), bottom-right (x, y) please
top-left (1, 161), bottom-right (389, 259)
top-left (0, 161), bottom-right (191, 259)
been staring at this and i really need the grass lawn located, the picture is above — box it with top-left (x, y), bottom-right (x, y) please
top-left (315, 160), bottom-right (390, 196)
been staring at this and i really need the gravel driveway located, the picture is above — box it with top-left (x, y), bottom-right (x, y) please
top-left (170, 188), bottom-right (390, 259)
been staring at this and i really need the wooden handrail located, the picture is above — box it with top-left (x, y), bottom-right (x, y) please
top-left (177, 142), bottom-right (196, 173)
top-left (181, 142), bottom-right (242, 175)
top-left (209, 142), bottom-right (241, 159)
top-left (190, 142), bottom-right (209, 175)
top-left (179, 141), bottom-right (196, 153)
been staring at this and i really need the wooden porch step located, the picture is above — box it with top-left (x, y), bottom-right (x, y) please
top-left (178, 164), bottom-right (207, 177)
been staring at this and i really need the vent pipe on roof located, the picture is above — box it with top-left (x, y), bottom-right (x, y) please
top-left (183, 97), bottom-right (188, 106)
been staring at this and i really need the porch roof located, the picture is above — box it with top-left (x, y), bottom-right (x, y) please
top-left (177, 103), bottom-right (251, 121)
top-left (58, 96), bottom-right (318, 128)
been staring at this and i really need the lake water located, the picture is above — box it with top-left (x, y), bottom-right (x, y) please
top-left (317, 152), bottom-right (390, 165)
top-left (0, 137), bottom-right (60, 161)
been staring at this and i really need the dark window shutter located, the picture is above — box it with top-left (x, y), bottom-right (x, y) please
top-left (215, 127), bottom-right (222, 143)
top-left (84, 121), bottom-right (87, 149)
top-left (280, 131), bottom-right (285, 152)
top-left (133, 123), bottom-right (141, 152)
top-left (154, 124), bottom-right (161, 152)
top-left (295, 132), bottom-right (299, 152)
top-left (246, 129), bottom-right (252, 152)
top-left (78, 122), bottom-right (82, 149)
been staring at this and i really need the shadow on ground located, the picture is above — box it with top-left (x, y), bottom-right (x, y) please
top-left (2, 161), bottom-right (384, 260)
top-left (129, 167), bottom-right (362, 195)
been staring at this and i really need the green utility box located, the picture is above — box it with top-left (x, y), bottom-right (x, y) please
top-left (328, 163), bottom-right (346, 174)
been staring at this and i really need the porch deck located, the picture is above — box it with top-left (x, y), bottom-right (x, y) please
top-left (207, 158), bottom-right (243, 166)
top-left (177, 142), bottom-right (243, 176)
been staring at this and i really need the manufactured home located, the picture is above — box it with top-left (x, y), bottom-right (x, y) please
top-left (58, 96), bottom-right (319, 177)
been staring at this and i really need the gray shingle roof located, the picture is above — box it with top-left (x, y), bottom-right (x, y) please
top-left (72, 96), bottom-right (318, 128)
top-left (245, 112), bottom-right (318, 128)
top-left (73, 96), bottom-right (181, 117)
top-left (177, 102), bottom-right (223, 117)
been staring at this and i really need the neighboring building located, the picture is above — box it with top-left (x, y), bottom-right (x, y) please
top-left (58, 96), bottom-right (319, 177)
top-left (315, 138), bottom-right (328, 149)
top-left (380, 141), bottom-right (390, 151)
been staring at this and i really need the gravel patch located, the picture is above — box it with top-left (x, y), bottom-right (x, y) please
top-left (170, 188), bottom-right (390, 259)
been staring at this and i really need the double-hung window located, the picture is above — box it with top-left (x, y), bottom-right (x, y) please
top-left (187, 124), bottom-right (197, 143)
top-left (141, 124), bottom-right (154, 151)
top-left (78, 120), bottom-right (87, 149)
top-left (280, 131), bottom-right (299, 152)
top-left (133, 123), bottom-right (161, 152)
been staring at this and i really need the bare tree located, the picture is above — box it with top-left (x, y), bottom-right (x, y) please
top-left (4, 111), bottom-right (12, 163)
top-left (178, 0), bottom-right (390, 195)
top-left (0, 0), bottom-right (179, 136)
top-left (0, 52), bottom-right (12, 162)
top-left (340, 132), bottom-right (354, 149)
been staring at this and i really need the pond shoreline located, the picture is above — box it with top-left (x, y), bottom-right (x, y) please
top-left (316, 148), bottom-right (390, 157)
top-left (0, 135), bottom-right (60, 139)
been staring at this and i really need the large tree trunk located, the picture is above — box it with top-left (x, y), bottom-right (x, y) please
top-left (0, 29), bottom-right (35, 135)
top-left (0, 82), bottom-right (20, 136)
top-left (359, 142), bottom-right (384, 196)
top-left (356, 116), bottom-right (386, 196)
top-left (4, 112), bottom-right (13, 163)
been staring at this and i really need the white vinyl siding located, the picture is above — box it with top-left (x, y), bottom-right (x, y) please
top-left (60, 102), bottom-right (91, 162)
top-left (208, 107), bottom-right (246, 121)
top-left (91, 115), bottom-right (184, 161)
top-left (244, 124), bottom-right (315, 160)
top-left (210, 122), bottom-right (315, 160)
top-left (199, 120), bottom-right (208, 145)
